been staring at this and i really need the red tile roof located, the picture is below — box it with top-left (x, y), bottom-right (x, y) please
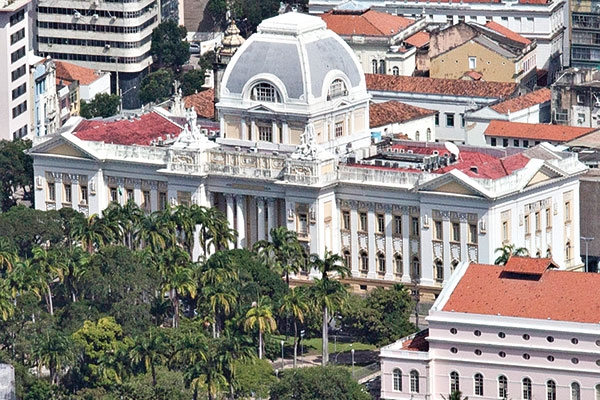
top-left (401, 329), bottom-right (429, 352)
top-left (484, 21), bottom-right (531, 45)
top-left (502, 256), bottom-right (557, 275)
top-left (385, 143), bottom-right (531, 179)
top-left (490, 88), bottom-right (551, 114)
top-left (484, 120), bottom-right (597, 142)
top-left (405, 31), bottom-right (430, 48)
top-left (443, 259), bottom-right (600, 323)
top-left (462, 70), bottom-right (483, 80)
top-left (75, 112), bottom-right (182, 146)
top-left (370, 101), bottom-right (437, 128)
top-left (366, 74), bottom-right (519, 99)
top-left (55, 61), bottom-right (104, 86)
top-left (183, 89), bottom-right (214, 120)
top-left (321, 9), bottom-right (415, 36)
top-left (385, 0), bottom-right (547, 4)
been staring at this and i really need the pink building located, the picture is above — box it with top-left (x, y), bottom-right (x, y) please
top-left (381, 257), bottom-right (600, 400)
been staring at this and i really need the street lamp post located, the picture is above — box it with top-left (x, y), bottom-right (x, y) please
top-left (351, 348), bottom-right (355, 378)
top-left (581, 237), bottom-right (594, 272)
top-left (300, 330), bottom-right (305, 366)
top-left (119, 86), bottom-right (137, 114)
top-left (281, 340), bottom-right (285, 370)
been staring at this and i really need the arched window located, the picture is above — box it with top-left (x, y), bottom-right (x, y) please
top-left (372, 60), bottom-right (378, 74)
top-left (415, 131), bottom-right (420, 141)
top-left (377, 252), bottom-right (386, 274)
top-left (523, 378), bottom-right (532, 400)
top-left (547, 380), bottom-right (556, 400)
top-left (451, 260), bottom-right (459, 274)
top-left (546, 248), bottom-right (552, 258)
top-left (251, 82), bottom-right (281, 103)
top-left (393, 368), bottom-right (402, 391)
top-left (474, 373), bottom-right (484, 396)
top-left (498, 375), bottom-right (508, 399)
top-left (595, 384), bottom-right (600, 400)
top-left (450, 371), bottom-right (460, 393)
top-left (410, 370), bottom-right (420, 393)
top-left (426, 128), bottom-right (431, 142)
top-left (392, 66), bottom-right (399, 75)
top-left (571, 382), bottom-right (581, 400)
top-left (360, 251), bottom-right (368, 273)
top-left (328, 79), bottom-right (347, 99)
top-left (394, 254), bottom-right (403, 276)
top-left (435, 260), bottom-right (444, 282)
top-left (379, 60), bottom-right (386, 74)
top-left (343, 250), bottom-right (351, 269)
top-left (412, 257), bottom-right (421, 279)
top-left (565, 241), bottom-right (571, 262)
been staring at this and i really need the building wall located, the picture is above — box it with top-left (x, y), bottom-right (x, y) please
top-left (0, 0), bottom-right (32, 140)
top-left (372, 115), bottom-right (436, 142)
top-left (81, 72), bottom-right (111, 102)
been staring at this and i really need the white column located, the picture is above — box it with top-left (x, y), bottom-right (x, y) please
top-left (257, 197), bottom-right (266, 241)
top-left (282, 121), bottom-right (289, 144)
top-left (235, 194), bottom-right (246, 248)
top-left (350, 207), bottom-right (359, 277)
top-left (133, 180), bottom-right (142, 207)
top-left (241, 118), bottom-right (247, 141)
top-left (150, 182), bottom-right (158, 212)
top-left (208, 191), bottom-right (215, 208)
top-left (250, 120), bottom-right (256, 142)
top-left (442, 218), bottom-right (451, 284)
top-left (384, 209), bottom-right (394, 280)
top-left (402, 212), bottom-right (411, 283)
top-left (367, 206), bottom-right (377, 279)
top-left (226, 194), bottom-right (235, 249)
top-left (460, 219), bottom-right (469, 264)
top-left (267, 198), bottom-right (276, 239)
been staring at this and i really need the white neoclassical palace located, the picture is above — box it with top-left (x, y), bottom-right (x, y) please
top-left (29, 12), bottom-right (587, 291)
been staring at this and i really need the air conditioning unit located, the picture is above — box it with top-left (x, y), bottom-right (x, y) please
top-left (110, 15), bottom-right (116, 21)
top-left (92, 13), bottom-right (98, 19)
top-left (104, 44), bottom-right (110, 49)
top-left (74, 11), bottom-right (81, 18)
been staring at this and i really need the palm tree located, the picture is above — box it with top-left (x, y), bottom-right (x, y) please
top-left (159, 249), bottom-right (197, 328)
top-left (253, 226), bottom-right (306, 286)
top-left (442, 391), bottom-right (469, 400)
top-left (0, 281), bottom-right (15, 321)
top-left (310, 277), bottom-right (347, 366)
top-left (134, 210), bottom-right (175, 252)
top-left (129, 328), bottom-right (167, 387)
top-left (33, 330), bottom-right (74, 385)
top-left (0, 237), bottom-right (18, 274)
top-left (244, 296), bottom-right (277, 359)
top-left (173, 204), bottom-right (197, 255)
top-left (309, 249), bottom-right (351, 281)
top-left (195, 206), bottom-right (236, 256)
top-left (72, 214), bottom-right (115, 253)
top-left (31, 246), bottom-right (66, 315)
top-left (279, 286), bottom-right (310, 368)
top-left (61, 246), bottom-right (90, 302)
top-left (494, 244), bottom-right (529, 265)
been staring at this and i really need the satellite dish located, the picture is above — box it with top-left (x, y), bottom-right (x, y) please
top-left (444, 141), bottom-right (460, 158)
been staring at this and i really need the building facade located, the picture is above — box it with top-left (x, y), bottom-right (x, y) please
top-left (29, 13), bottom-right (586, 294)
top-left (571, 0), bottom-right (600, 69)
top-left (380, 257), bottom-right (600, 400)
top-left (0, 0), bottom-right (32, 140)
top-left (30, 54), bottom-right (59, 137)
top-left (35, 0), bottom-right (160, 108)
top-left (552, 67), bottom-right (600, 127)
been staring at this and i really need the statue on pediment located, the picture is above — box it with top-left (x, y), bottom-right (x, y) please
top-left (292, 123), bottom-right (318, 161)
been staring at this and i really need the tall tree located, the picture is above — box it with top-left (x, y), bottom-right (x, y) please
top-left (150, 20), bottom-right (189, 70)
top-left (244, 296), bottom-right (276, 359)
top-left (33, 329), bottom-right (74, 385)
top-left (139, 68), bottom-right (175, 105)
top-left (31, 246), bottom-right (66, 315)
top-left (79, 93), bottom-right (120, 119)
top-left (279, 287), bottom-right (309, 368)
top-left (129, 328), bottom-right (167, 387)
top-left (254, 226), bottom-right (306, 287)
top-left (307, 249), bottom-right (350, 366)
top-left (158, 247), bottom-right (196, 328)
top-left (0, 139), bottom-right (33, 212)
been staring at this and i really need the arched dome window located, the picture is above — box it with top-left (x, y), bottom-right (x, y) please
top-left (328, 79), bottom-right (347, 99)
top-left (250, 82), bottom-right (281, 103)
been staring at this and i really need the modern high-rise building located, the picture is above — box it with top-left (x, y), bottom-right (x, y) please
top-left (0, 0), bottom-right (32, 140)
top-left (571, 0), bottom-right (600, 68)
top-left (35, 0), bottom-right (161, 108)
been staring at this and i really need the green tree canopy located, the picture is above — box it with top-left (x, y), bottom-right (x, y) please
top-left (0, 139), bottom-right (32, 212)
top-left (181, 69), bottom-right (206, 96)
top-left (80, 93), bottom-right (120, 119)
top-left (150, 20), bottom-right (189, 70)
top-left (139, 69), bottom-right (175, 105)
top-left (270, 366), bottom-right (370, 400)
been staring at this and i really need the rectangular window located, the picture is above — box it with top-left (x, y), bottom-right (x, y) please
top-left (64, 183), bottom-right (72, 204)
top-left (258, 125), bottom-right (273, 142)
top-left (565, 201), bottom-right (571, 221)
top-left (394, 215), bottom-right (402, 235)
top-left (377, 214), bottom-right (385, 233)
top-left (12, 101), bottom-right (27, 118)
top-left (342, 211), bottom-right (350, 230)
top-left (159, 192), bottom-right (167, 210)
top-left (11, 46), bottom-right (25, 63)
top-left (514, 139), bottom-right (519, 147)
top-left (11, 83), bottom-right (26, 100)
top-left (545, 208), bottom-right (551, 228)
top-left (143, 190), bottom-right (151, 210)
top-left (110, 187), bottom-right (118, 202)
top-left (10, 28), bottom-right (25, 45)
top-left (535, 211), bottom-right (541, 232)
top-left (524, 214), bottom-right (530, 235)
top-left (468, 56), bottom-right (477, 69)
top-left (126, 189), bottom-right (134, 202)
top-left (298, 213), bottom-right (308, 236)
top-left (523, 139), bottom-right (529, 147)
top-left (451, 222), bottom-right (460, 242)
top-left (491, 138), bottom-right (497, 146)
top-left (434, 220), bottom-right (442, 240)
top-left (446, 113), bottom-right (455, 127)
top-left (434, 113), bottom-right (439, 126)
top-left (48, 182), bottom-right (56, 202)
top-left (10, 9), bottom-right (25, 26)
top-left (411, 217), bottom-right (419, 237)
top-left (335, 122), bottom-right (344, 137)
top-left (503, 138), bottom-right (509, 147)
top-left (502, 220), bottom-right (509, 242)
top-left (460, 113), bottom-right (465, 128)
top-left (469, 224), bottom-right (477, 244)
top-left (80, 185), bottom-right (88, 204)
top-left (359, 212), bottom-right (367, 231)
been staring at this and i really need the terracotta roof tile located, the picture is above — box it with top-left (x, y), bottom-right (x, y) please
top-left (443, 259), bottom-right (600, 323)
top-left (405, 31), bottom-right (430, 48)
top-left (321, 9), bottom-right (415, 36)
top-left (462, 70), bottom-right (483, 80)
top-left (183, 89), bottom-right (215, 120)
top-left (490, 88), bottom-right (551, 114)
top-left (75, 112), bottom-right (182, 146)
top-left (484, 21), bottom-right (531, 45)
top-left (484, 120), bottom-right (597, 142)
top-left (370, 101), bottom-right (437, 128)
top-left (502, 256), bottom-right (557, 274)
top-left (55, 61), bottom-right (104, 86)
top-left (366, 74), bottom-right (519, 99)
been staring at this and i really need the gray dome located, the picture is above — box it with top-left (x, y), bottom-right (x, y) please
top-left (221, 12), bottom-right (365, 103)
